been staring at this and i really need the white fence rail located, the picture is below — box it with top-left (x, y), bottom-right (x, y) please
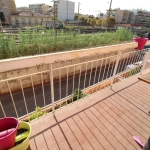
top-left (0, 48), bottom-right (150, 120)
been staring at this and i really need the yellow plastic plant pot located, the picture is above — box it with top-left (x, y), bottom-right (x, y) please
top-left (9, 121), bottom-right (32, 150)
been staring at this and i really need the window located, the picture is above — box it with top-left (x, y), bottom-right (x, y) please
top-left (22, 18), bottom-right (25, 24)
top-left (15, 18), bottom-right (18, 22)
top-left (35, 19), bottom-right (38, 24)
top-left (2, 0), bottom-right (6, 4)
top-left (29, 18), bottom-right (32, 24)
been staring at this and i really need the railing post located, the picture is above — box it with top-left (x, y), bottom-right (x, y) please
top-left (140, 50), bottom-right (150, 75)
top-left (50, 64), bottom-right (55, 116)
top-left (0, 101), bottom-right (6, 117)
top-left (110, 51), bottom-right (121, 89)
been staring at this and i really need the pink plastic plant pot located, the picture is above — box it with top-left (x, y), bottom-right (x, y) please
top-left (0, 117), bottom-right (19, 150)
top-left (133, 38), bottom-right (148, 50)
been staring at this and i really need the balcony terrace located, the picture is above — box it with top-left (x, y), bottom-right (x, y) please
top-left (0, 42), bottom-right (150, 150)
top-left (29, 68), bottom-right (150, 150)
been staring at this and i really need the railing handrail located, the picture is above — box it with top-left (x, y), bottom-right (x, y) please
top-left (0, 50), bottom-right (139, 83)
top-left (0, 70), bottom-right (50, 83)
top-left (0, 48), bottom-right (150, 120)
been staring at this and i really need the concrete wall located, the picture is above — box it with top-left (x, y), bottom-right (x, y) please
top-left (0, 42), bottom-right (137, 94)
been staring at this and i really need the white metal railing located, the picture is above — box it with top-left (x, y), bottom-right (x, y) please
top-left (0, 48), bottom-right (150, 120)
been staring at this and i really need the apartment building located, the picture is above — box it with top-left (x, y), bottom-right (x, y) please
top-left (17, 7), bottom-right (29, 12)
top-left (97, 13), bottom-right (106, 18)
top-left (107, 8), bottom-right (132, 24)
top-left (11, 12), bottom-right (51, 26)
top-left (57, 0), bottom-right (75, 22)
top-left (122, 10), bottom-right (133, 24)
top-left (0, 0), bottom-right (17, 25)
top-left (131, 9), bottom-right (150, 26)
top-left (29, 4), bottom-right (51, 15)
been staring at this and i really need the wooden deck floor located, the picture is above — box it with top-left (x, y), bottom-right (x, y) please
top-left (29, 71), bottom-right (150, 150)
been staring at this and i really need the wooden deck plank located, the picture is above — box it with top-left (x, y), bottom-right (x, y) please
top-left (30, 73), bottom-right (150, 150)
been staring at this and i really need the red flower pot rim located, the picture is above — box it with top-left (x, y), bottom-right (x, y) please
top-left (133, 37), bottom-right (148, 40)
top-left (0, 117), bottom-right (19, 140)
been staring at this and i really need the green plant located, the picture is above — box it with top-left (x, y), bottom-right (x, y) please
top-left (72, 89), bottom-right (86, 101)
top-left (79, 16), bottom-right (85, 22)
top-left (74, 14), bottom-right (79, 20)
top-left (129, 68), bottom-right (137, 76)
top-left (90, 19), bottom-right (96, 27)
top-left (0, 28), bottom-right (135, 60)
top-left (67, 99), bottom-right (72, 104)
top-left (30, 106), bottom-right (46, 121)
top-left (87, 18), bottom-right (92, 24)
top-left (106, 16), bottom-right (116, 27)
top-left (96, 19), bottom-right (102, 26)
top-left (101, 18), bottom-right (106, 26)
top-left (55, 104), bottom-right (60, 110)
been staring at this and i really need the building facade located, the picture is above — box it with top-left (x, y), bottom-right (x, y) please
top-left (96, 13), bottom-right (106, 18)
top-left (29, 4), bottom-right (51, 15)
top-left (17, 7), bottom-right (29, 12)
top-left (57, 0), bottom-right (75, 22)
top-left (107, 8), bottom-right (133, 24)
top-left (11, 14), bottom-right (51, 26)
top-left (130, 9), bottom-right (150, 26)
top-left (121, 10), bottom-right (133, 24)
top-left (0, 0), bottom-right (17, 25)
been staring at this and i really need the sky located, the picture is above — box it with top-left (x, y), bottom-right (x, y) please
top-left (15, 0), bottom-right (150, 15)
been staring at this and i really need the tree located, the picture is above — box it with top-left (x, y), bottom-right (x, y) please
top-left (88, 15), bottom-right (94, 18)
top-left (96, 19), bottom-right (102, 26)
top-left (87, 18), bottom-right (92, 24)
top-left (84, 18), bottom-right (88, 23)
top-left (74, 14), bottom-right (79, 20)
top-left (101, 18), bottom-right (106, 26)
top-left (106, 17), bottom-right (116, 27)
top-left (79, 16), bottom-right (85, 22)
top-left (90, 19), bottom-right (96, 27)
top-left (51, 16), bottom-right (58, 21)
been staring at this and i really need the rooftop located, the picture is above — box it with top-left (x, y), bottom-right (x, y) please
top-left (29, 4), bottom-right (46, 6)
top-left (29, 69), bottom-right (150, 150)
top-left (11, 12), bottom-right (50, 18)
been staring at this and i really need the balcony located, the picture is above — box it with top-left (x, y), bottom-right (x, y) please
top-left (0, 46), bottom-right (150, 149)
top-left (29, 68), bottom-right (150, 150)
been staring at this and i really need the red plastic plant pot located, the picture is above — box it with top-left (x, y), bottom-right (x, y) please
top-left (0, 117), bottom-right (19, 150)
top-left (133, 38), bottom-right (148, 50)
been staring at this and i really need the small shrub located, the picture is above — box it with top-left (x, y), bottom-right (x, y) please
top-left (67, 99), bottom-right (72, 104)
top-left (72, 89), bottom-right (86, 101)
top-left (129, 68), bottom-right (137, 76)
top-left (55, 104), bottom-right (60, 110)
top-left (29, 106), bottom-right (46, 121)
top-left (61, 101), bottom-right (67, 107)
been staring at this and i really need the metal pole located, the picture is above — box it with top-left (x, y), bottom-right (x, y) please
top-left (140, 51), bottom-right (150, 75)
top-left (107, 0), bottom-right (113, 28)
top-left (0, 1), bottom-right (4, 33)
top-left (0, 101), bottom-right (6, 117)
top-left (54, 1), bottom-right (56, 30)
top-left (110, 51), bottom-right (121, 89)
top-left (67, 0), bottom-right (68, 21)
top-left (7, 81), bottom-right (19, 118)
top-left (0, 19), bottom-right (3, 33)
top-left (77, 2), bottom-right (80, 28)
top-left (50, 64), bottom-right (55, 116)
